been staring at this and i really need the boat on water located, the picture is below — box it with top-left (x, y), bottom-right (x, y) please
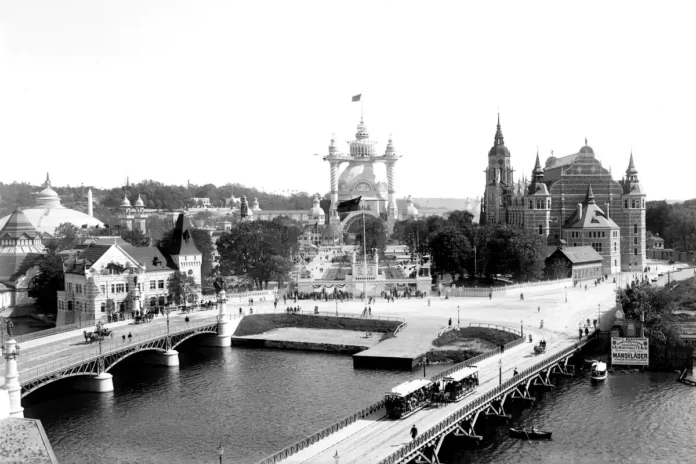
top-left (434, 366), bottom-right (479, 403)
top-left (384, 379), bottom-right (433, 419)
top-left (590, 361), bottom-right (608, 381)
top-left (509, 427), bottom-right (552, 440)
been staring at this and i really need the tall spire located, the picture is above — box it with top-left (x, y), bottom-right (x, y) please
top-left (43, 172), bottom-right (51, 188)
top-left (494, 113), bottom-right (504, 146)
top-left (626, 151), bottom-right (638, 177)
top-left (532, 150), bottom-right (544, 177)
top-left (585, 184), bottom-right (596, 204)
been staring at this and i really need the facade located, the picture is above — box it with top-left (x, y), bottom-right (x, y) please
top-left (118, 192), bottom-right (147, 233)
top-left (324, 119), bottom-right (402, 230)
top-left (56, 213), bottom-right (202, 325)
top-left (0, 174), bottom-right (104, 235)
top-left (545, 244), bottom-right (604, 282)
top-left (480, 116), bottom-right (646, 272)
top-left (0, 208), bottom-right (45, 311)
top-left (647, 232), bottom-right (665, 249)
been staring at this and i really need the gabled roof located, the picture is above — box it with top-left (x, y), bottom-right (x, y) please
top-left (120, 244), bottom-right (177, 272)
top-left (163, 214), bottom-right (202, 257)
top-left (0, 253), bottom-right (43, 282)
top-left (564, 185), bottom-right (620, 229)
top-left (549, 246), bottom-right (603, 264)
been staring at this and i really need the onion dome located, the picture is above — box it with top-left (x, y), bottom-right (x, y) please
top-left (488, 114), bottom-right (510, 157)
top-left (120, 192), bottom-right (132, 207)
top-left (134, 194), bottom-right (145, 207)
top-left (405, 195), bottom-right (419, 216)
top-left (349, 118), bottom-right (378, 157)
top-left (252, 197), bottom-right (262, 212)
top-left (309, 195), bottom-right (324, 218)
top-left (579, 137), bottom-right (594, 154)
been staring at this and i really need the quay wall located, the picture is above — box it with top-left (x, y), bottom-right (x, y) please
top-left (233, 313), bottom-right (401, 337)
top-left (231, 337), bottom-right (370, 354)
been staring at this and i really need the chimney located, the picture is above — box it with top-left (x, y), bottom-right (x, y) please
top-left (577, 203), bottom-right (582, 221)
top-left (87, 188), bottom-right (93, 217)
top-left (605, 202), bottom-right (610, 219)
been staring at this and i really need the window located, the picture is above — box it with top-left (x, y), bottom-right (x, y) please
top-left (614, 260), bottom-right (617, 267)
top-left (624, 199), bottom-right (629, 208)
top-left (634, 224), bottom-right (638, 234)
top-left (150, 280), bottom-right (156, 290)
top-left (642, 200), bottom-right (645, 208)
top-left (101, 302), bottom-right (106, 313)
top-left (159, 296), bottom-right (165, 306)
top-left (150, 297), bottom-right (157, 307)
top-left (58, 301), bottom-right (64, 310)
top-left (547, 199), bottom-right (550, 209)
top-left (126, 284), bottom-right (130, 293)
top-left (634, 237), bottom-right (638, 245)
top-left (100, 285), bottom-right (106, 294)
top-left (602, 232), bottom-right (605, 238)
top-left (68, 301), bottom-right (73, 311)
top-left (632, 199), bottom-right (636, 208)
top-left (538, 224), bottom-right (543, 235)
top-left (591, 242), bottom-right (603, 253)
top-left (76, 301), bottom-right (82, 311)
top-left (158, 280), bottom-right (165, 289)
top-left (614, 242), bottom-right (617, 252)
top-left (116, 283), bottom-right (125, 293)
top-left (634, 248), bottom-right (638, 256)
top-left (68, 282), bottom-right (73, 292)
top-left (529, 201), bottom-right (533, 210)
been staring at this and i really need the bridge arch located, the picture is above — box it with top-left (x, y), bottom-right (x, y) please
top-left (22, 372), bottom-right (101, 398)
top-left (171, 328), bottom-right (218, 350)
top-left (104, 346), bottom-right (169, 372)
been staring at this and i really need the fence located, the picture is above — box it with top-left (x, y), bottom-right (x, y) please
top-left (255, 326), bottom-right (523, 464)
top-left (17, 314), bottom-right (237, 384)
top-left (377, 339), bottom-right (586, 464)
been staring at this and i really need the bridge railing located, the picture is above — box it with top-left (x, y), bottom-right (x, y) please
top-left (15, 317), bottom-right (108, 343)
top-left (377, 338), bottom-right (587, 464)
top-left (18, 315), bottom-right (232, 384)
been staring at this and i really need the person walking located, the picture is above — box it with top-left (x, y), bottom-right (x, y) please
top-left (428, 298), bottom-right (431, 307)
top-left (127, 332), bottom-right (132, 343)
top-left (578, 327), bottom-right (583, 340)
top-left (122, 334), bottom-right (126, 343)
top-left (448, 318), bottom-right (452, 327)
top-left (410, 425), bottom-right (418, 440)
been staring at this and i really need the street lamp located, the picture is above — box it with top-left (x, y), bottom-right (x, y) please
top-left (498, 358), bottom-right (502, 386)
top-left (218, 443), bottom-right (224, 464)
top-left (422, 356), bottom-right (428, 378)
top-left (334, 450), bottom-right (340, 464)
top-left (473, 245), bottom-right (477, 279)
top-left (597, 303), bottom-right (600, 331)
top-left (520, 319), bottom-right (524, 338)
top-left (564, 286), bottom-right (567, 303)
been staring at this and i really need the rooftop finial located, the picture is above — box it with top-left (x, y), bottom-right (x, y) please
top-left (585, 137), bottom-right (588, 146)
top-left (43, 172), bottom-right (51, 188)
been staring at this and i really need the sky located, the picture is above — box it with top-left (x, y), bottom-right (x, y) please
top-left (1, 1), bottom-right (695, 201)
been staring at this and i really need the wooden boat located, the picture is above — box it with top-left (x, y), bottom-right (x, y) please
top-left (384, 379), bottom-right (433, 419)
top-left (439, 366), bottom-right (479, 402)
top-left (590, 361), bottom-right (608, 381)
top-left (509, 427), bottom-right (552, 440)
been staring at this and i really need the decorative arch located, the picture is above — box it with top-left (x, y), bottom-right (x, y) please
top-left (340, 209), bottom-right (381, 234)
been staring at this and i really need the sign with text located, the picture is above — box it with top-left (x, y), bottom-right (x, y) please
top-left (611, 337), bottom-right (649, 366)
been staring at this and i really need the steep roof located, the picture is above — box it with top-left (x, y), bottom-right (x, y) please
top-left (563, 185), bottom-right (620, 229)
top-left (163, 214), bottom-right (202, 257)
top-left (0, 208), bottom-right (41, 239)
top-left (120, 244), bottom-right (177, 272)
top-left (550, 246), bottom-right (603, 264)
top-left (0, 253), bottom-right (44, 283)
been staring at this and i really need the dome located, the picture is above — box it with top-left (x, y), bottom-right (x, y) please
top-left (252, 197), bottom-right (262, 212)
top-left (405, 196), bottom-right (419, 216)
top-left (35, 187), bottom-right (61, 208)
top-left (120, 193), bottom-right (132, 207)
top-left (545, 156), bottom-right (557, 168)
top-left (134, 194), bottom-right (145, 207)
top-left (579, 145), bottom-right (594, 154)
top-left (309, 196), bottom-right (325, 218)
top-left (488, 144), bottom-right (510, 157)
top-left (349, 119), bottom-right (377, 157)
top-left (385, 135), bottom-right (397, 156)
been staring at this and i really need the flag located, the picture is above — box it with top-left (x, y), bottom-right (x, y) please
top-left (337, 196), bottom-right (362, 213)
top-left (352, 94), bottom-right (361, 102)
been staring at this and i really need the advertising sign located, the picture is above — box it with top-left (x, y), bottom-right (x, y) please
top-left (611, 337), bottom-right (649, 366)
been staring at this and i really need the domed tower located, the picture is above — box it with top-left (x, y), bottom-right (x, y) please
top-left (523, 151), bottom-right (551, 238)
top-left (239, 195), bottom-right (252, 221)
top-left (251, 197), bottom-right (262, 213)
top-left (404, 195), bottom-right (419, 218)
top-left (308, 195), bottom-right (325, 222)
top-left (481, 114), bottom-right (514, 225)
top-left (133, 193), bottom-right (146, 234)
top-left (619, 152), bottom-right (646, 271)
top-left (119, 192), bottom-right (133, 231)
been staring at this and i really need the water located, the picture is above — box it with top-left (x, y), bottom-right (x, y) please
top-left (23, 343), bottom-right (694, 464)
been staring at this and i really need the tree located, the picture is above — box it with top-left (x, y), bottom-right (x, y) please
top-left (167, 271), bottom-right (199, 306)
top-left (53, 222), bottom-right (81, 251)
top-left (548, 259), bottom-right (571, 279)
top-left (483, 224), bottom-right (546, 281)
top-left (30, 242), bottom-right (65, 314)
top-left (666, 207), bottom-right (696, 252)
top-left (428, 226), bottom-right (471, 280)
top-left (120, 229), bottom-right (149, 247)
top-left (355, 215), bottom-right (387, 258)
top-left (617, 284), bottom-right (683, 346)
top-left (216, 221), bottom-right (297, 289)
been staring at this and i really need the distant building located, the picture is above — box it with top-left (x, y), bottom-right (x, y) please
top-left (480, 115), bottom-right (646, 272)
top-left (192, 197), bottom-right (211, 207)
top-left (647, 232), bottom-right (665, 249)
top-left (545, 243), bottom-right (604, 282)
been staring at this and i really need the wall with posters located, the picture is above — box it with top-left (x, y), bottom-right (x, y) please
top-left (611, 337), bottom-right (649, 366)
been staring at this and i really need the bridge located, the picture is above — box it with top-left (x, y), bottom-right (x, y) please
top-left (256, 332), bottom-right (591, 464)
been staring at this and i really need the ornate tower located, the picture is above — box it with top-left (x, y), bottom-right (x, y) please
top-left (482, 115), bottom-right (513, 225)
top-left (523, 152), bottom-right (551, 238)
top-left (239, 195), bottom-right (252, 221)
top-left (119, 192), bottom-right (133, 231)
top-left (133, 193), bottom-right (146, 234)
top-left (619, 152), bottom-right (646, 271)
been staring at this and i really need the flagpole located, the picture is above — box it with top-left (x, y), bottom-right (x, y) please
top-left (362, 204), bottom-right (367, 299)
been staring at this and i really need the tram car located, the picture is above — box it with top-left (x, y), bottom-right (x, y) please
top-left (383, 379), bottom-right (433, 419)
top-left (436, 366), bottom-right (479, 403)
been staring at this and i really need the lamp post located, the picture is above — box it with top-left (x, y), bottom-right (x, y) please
top-left (422, 356), bottom-right (427, 378)
top-left (597, 303), bottom-right (600, 330)
top-left (520, 319), bottom-right (524, 338)
top-left (218, 443), bottom-right (223, 464)
top-left (473, 245), bottom-right (477, 279)
top-left (165, 305), bottom-right (171, 335)
top-left (564, 286), bottom-right (567, 303)
top-left (498, 358), bottom-right (502, 386)
top-left (334, 450), bottom-right (340, 464)
top-left (457, 306), bottom-right (460, 327)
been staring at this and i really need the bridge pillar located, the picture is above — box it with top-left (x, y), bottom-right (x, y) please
top-left (146, 350), bottom-right (180, 367)
top-left (203, 291), bottom-right (233, 347)
top-left (76, 372), bottom-right (115, 393)
top-left (4, 339), bottom-right (24, 418)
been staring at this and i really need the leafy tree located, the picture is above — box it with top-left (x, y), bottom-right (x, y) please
top-left (548, 259), bottom-right (571, 279)
top-left (167, 271), bottom-right (199, 306)
top-left (354, 215), bottom-right (387, 258)
top-left (428, 226), bottom-right (471, 280)
top-left (483, 224), bottom-right (545, 281)
top-left (666, 207), bottom-right (696, 252)
top-left (120, 229), bottom-right (149, 247)
top-left (617, 284), bottom-right (683, 346)
top-left (53, 222), bottom-right (81, 251)
top-left (216, 221), bottom-right (297, 289)
top-left (29, 242), bottom-right (65, 314)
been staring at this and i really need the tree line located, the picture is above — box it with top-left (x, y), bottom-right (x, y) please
top-left (646, 200), bottom-right (696, 252)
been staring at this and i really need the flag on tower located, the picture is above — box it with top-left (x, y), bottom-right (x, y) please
top-left (337, 196), bottom-right (362, 213)
top-left (352, 94), bottom-right (361, 102)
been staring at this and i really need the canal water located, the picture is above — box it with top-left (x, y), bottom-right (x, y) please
top-left (23, 343), bottom-right (695, 464)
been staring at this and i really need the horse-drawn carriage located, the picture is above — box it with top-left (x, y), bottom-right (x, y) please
top-left (533, 340), bottom-right (546, 355)
top-left (134, 312), bottom-right (155, 324)
top-left (84, 322), bottom-right (112, 344)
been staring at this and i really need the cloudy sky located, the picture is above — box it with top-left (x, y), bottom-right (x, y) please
top-left (1, 1), bottom-right (694, 201)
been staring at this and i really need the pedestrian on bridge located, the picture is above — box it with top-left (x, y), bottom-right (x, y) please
top-left (128, 332), bottom-right (132, 343)
top-left (537, 306), bottom-right (540, 313)
top-left (448, 318), bottom-right (452, 327)
top-left (410, 425), bottom-right (418, 440)
top-left (578, 328), bottom-right (583, 340)
top-left (122, 334), bottom-right (126, 343)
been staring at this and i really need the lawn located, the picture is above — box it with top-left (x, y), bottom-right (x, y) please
top-left (233, 314), bottom-right (401, 336)
top-left (426, 327), bottom-right (521, 364)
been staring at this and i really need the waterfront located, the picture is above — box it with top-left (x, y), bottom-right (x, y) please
top-left (22, 342), bottom-right (695, 464)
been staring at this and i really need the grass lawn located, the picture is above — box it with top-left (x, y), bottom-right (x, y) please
top-left (426, 327), bottom-right (521, 364)
top-left (234, 314), bottom-right (401, 336)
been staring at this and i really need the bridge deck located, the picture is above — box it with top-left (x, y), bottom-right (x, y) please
top-left (285, 335), bottom-right (577, 463)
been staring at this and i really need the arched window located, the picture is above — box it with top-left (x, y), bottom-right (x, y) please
top-left (150, 297), bottom-right (157, 307)
top-left (67, 301), bottom-right (73, 311)
top-left (538, 224), bottom-right (543, 235)
top-left (624, 199), bottom-right (629, 208)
